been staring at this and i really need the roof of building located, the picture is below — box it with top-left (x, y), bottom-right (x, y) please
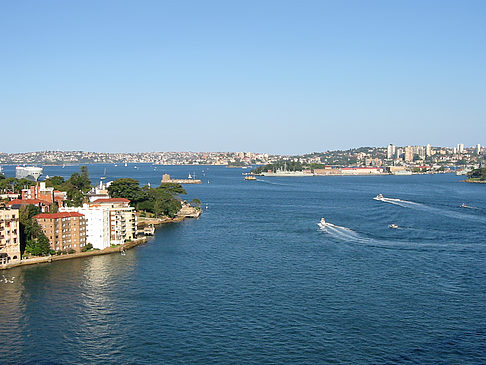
top-left (91, 198), bottom-right (130, 203)
top-left (34, 212), bottom-right (85, 219)
top-left (7, 198), bottom-right (52, 206)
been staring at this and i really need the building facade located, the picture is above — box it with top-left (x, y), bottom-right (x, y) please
top-left (21, 182), bottom-right (67, 206)
top-left (0, 208), bottom-right (21, 264)
top-left (35, 212), bottom-right (87, 253)
top-left (91, 198), bottom-right (136, 245)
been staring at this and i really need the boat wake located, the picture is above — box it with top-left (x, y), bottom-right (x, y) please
top-left (374, 195), bottom-right (486, 223)
top-left (319, 222), bottom-right (372, 244)
top-left (318, 220), bottom-right (486, 252)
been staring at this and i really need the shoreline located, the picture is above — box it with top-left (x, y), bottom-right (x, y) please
top-left (0, 213), bottom-right (200, 271)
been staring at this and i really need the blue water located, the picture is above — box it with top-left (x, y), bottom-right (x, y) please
top-left (1, 165), bottom-right (486, 364)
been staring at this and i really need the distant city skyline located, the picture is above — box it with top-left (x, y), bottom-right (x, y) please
top-left (1, 0), bottom-right (485, 154)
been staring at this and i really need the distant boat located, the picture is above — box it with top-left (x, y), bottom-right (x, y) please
top-left (317, 218), bottom-right (326, 229)
top-left (188, 173), bottom-right (192, 179)
top-left (374, 194), bottom-right (384, 200)
top-left (100, 168), bottom-right (107, 180)
top-left (124, 162), bottom-right (128, 167)
top-left (244, 175), bottom-right (257, 181)
top-left (388, 224), bottom-right (399, 229)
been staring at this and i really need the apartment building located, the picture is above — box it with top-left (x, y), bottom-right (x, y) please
top-left (0, 208), bottom-right (21, 264)
top-left (35, 212), bottom-right (87, 253)
top-left (60, 197), bottom-right (136, 249)
top-left (22, 182), bottom-right (67, 206)
top-left (91, 198), bottom-right (136, 245)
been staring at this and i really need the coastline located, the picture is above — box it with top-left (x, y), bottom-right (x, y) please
top-left (463, 179), bottom-right (486, 183)
top-left (0, 213), bottom-right (200, 271)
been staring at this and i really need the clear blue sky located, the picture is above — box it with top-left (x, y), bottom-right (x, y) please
top-left (1, 0), bottom-right (485, 154)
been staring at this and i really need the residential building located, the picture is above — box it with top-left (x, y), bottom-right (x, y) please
top-left (426, 144), bottom-right (432, 157)
top-left (7, 198), bottom-right (51, 212)
top-left (91, 198), bottom-right (136, 245)
top-left (404, 146), bottom-right (414, 162)
top-left (0, 208), bottom-right (21, 264)
top-left (476, 144), bottom-right (481, 155)
top-left (60, 204), bottom-right (111, 249)
top-left (35, 212), bottom-right (87, 253)
top-left (457, 144), bottom-right (465, 154)
top-left (87, 181), bottom-right (111, 202)
top-left (386, 144), bottom-right (395, 159)
top-left (21, 182), bottom-right (67, 206)
top-left (61, 198), bottom-right (136, 248)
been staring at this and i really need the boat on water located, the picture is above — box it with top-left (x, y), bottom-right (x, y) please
top-left (244, 175), bottom-right (257, 181)
top-left (374, 194), bottom-right (384, 200)
top-left (317, 218), bottom-right (326, 229)
top-left (388, 224), bottom-right (399, 229)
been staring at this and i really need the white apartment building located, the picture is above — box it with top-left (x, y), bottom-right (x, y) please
top-left (60, 198), bottom-right (136, 249)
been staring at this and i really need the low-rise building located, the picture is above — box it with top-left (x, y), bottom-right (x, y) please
top-left (7, 198), bottom-right (51, 212)
top-left (0, 208), bottom-right (21, 264)
top-left (22, 182), bottom-right (67, 207)
top-left (35, 212), bottom-right (87, 253)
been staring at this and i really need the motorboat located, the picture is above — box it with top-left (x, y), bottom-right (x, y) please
top-left (244, 175), bottom-right (257, 181)
top-left (374, 194), bottom-right (384, 200)
top-left (318, 218), bottom-right (326, 229)
top-left (388, 224), bottom-right (399, 229)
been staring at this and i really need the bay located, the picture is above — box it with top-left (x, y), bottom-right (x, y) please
top-left (1, 164), bottom-right (486, 364)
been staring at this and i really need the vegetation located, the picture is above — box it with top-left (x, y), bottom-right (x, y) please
top-left (108, 179), bottom-right (187, 218)
top-left (252, 160), bottom-right (304, 174)
top-left (19, 205), bottom-right (51, 256)
top-left (466, 168), bottom-right (486, 182)
top-left (45, 166), bottom-right (92, 206)
top-left (0, 176), bottom-right (36, 193)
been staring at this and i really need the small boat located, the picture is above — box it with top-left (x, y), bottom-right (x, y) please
top-left (388, 224), bottom-right (399, 229)
top-left (100, 168), bottom-right (107, 180)
top-left (374, 194), bottom-right (384, 200)
top-left (244, 175), bottom-right (257, 181)
top-left (120, 249), bottom-right (126, 256)
top-left (188, 173), bottom-right (192, 179)
top-left (317, 218), bottom-right (326, 229)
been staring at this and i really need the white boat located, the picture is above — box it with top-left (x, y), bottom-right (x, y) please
top-left (388, 224), bottom-right (399, 229)
top-left (317, 218), bottom-right (326, 229)
top-left (374, 194), bottom-right (384, 200)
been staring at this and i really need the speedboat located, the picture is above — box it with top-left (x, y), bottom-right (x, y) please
top-left (388, 224), bottom-right (399, 229)
top-left (374, 194), bottom-right (384, 200)
top-left (318, 218), bottom-right (326, 229)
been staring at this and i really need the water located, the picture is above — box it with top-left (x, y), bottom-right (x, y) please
top-left (1, 165), bottom-right (486, 364)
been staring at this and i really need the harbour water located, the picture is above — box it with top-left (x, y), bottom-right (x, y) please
top-left (1, 165), bottom-right (486, 364)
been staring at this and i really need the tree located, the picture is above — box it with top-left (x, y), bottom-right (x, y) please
top-left (108, 178), bottom-right (146, 205)
top-left (467, 168), bottom-right (486, 180)
top-left (19, 205), bottom-right (51, 256)
top-left (157, 183), bottom-right (186, 195)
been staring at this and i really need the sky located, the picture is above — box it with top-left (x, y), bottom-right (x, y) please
top-left (1, 0), bottom-right (485, 154)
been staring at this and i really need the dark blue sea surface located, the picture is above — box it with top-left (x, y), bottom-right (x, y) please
top-left (1, 165), bottom-right (486, 364)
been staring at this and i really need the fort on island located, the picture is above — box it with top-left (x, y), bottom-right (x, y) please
top-left (161, 173), bottom-right (202, 184)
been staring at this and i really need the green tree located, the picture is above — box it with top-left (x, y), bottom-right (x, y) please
top-left (108, 178), bottom-right (146, 205)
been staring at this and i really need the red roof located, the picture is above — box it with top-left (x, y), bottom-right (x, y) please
top-left (7, 198), bottom-right (52, 206)
top-left (91, 198), bottom-right (130, 203)
top-left (34, 212), bottom-right (85, 219)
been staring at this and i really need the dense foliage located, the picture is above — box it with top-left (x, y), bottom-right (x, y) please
top-left (45, 166), bottom-right (92, 206)
top-left (108, 179), bottom-right (186, 218)
top-left (0, 176), bottom-right (36, 193)
top-left (252, 160), bottom-right (304, 174)
top-left (19, 205), bottom-right (51, 256)
top-left (467, 168), bottom-right (486, 181)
